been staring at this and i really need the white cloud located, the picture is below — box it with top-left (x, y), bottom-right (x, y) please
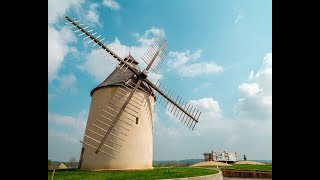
top-left (80, 27), bottom-right (165, 83)
top-left (148, 72), bottom-right (163, 84)
top-left (69, 47), bottom-right (80, 59)
top-left (189, 98), bottom-right (223, 129)
top-left (48, 0), bottom-right (84, 24)
top-left (48, 110), bottom-right (88, 160)
top-left (238, 83), bottom-right (261, 96)
top-left (153, 54), bottom-right (272, 160)
top-left (48, 26), bottom-right (77, 81)
top-left (106, 37), bottom-right (133, 59)
top-left (79, 45), bottom-right (117, 82)
top-left (154, 97), bottom-right (230, 160)
top-left (103, 0), bottom-right (120, 10)
top-left (255, 53), bottom-right (272, 95)
top-left (48, 0), bottom-right (101, 25)
top-left (235, 95), bottom-right (271, 121)
top-left (234, 53), bottom-right (272, 121)
top-left (165, 97), bottom-right (223, 130)
top-left (49, 129), bottom-right (78, 143)
top-left (180, 62), bottom-right (223, 77)
top-left (190, 98), bottom-right (222, 114)
top-left (84, 3), bottom-right (101, 26)
top-left (58, 74), bottom-right (78, 93)
top-left (86, 9), bottom-right (99, 24)
top-left (156, 125), bottom-right (185, 138)
top-left (168, 50), bottom-right (202, 67)
top-left (48, 112), bottom-right (86, 129)
top-left (167, 50), bottom-right (223, 77)
top-left (154, 95), bottom-right (271, 160)
top-left (99, 29), bottom-right (221, 79)
top-left (133, 27), bottom-right (165, 46)
top-left (48, 0), bottom-right (104, 83)
top-left (159, 97), bottom-right (223, 136)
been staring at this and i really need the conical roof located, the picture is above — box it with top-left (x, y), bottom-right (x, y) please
top-left (126, 54), bottom-right (139, 64)
top-left (90, 55), bottom-right (153, 96)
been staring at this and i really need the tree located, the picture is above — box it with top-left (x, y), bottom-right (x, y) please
top-left (48, 159), bottom-right (52, 169)
top-left (69, 157), bottom-right (77, 168)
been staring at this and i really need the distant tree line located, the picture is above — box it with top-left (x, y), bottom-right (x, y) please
top-left (48, 157), bottom-right (78, 170)
top-left (48, 159), bottom-right (52, 170)
top-left (153, 159), bottom-right (202, 167)
top-left (153, 162), bottom-right (190, 167)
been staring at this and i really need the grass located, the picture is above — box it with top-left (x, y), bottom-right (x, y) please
top-left (204, 164), bottom-right (272, 171)
top-left (48, 167), bottom-right (218, 180)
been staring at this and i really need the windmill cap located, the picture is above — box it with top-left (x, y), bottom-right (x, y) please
top-left (124, 54), bottom-right (139, 64)
top-left (90, 65), bottom-right (153, 96)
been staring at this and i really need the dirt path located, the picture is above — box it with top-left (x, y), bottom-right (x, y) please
top-left (190, 161), bottom-right (232, 167)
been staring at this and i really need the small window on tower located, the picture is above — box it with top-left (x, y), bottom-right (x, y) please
top-left (136, 117), bottom-right (139, 125)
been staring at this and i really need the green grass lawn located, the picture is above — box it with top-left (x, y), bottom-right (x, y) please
top-left (48, 167), bottom-right (218, 180)
top-left (204, 164), bottom-right (272, 171)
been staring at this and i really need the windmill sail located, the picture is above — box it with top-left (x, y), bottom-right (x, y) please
top-left (144, 78), bottom-right (201, 130)
top-left (141, 36), bottom-right (169, 74)
top-left (64, 16), bottom-right (140, 75)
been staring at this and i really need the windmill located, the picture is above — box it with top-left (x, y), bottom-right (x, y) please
top-left (62, 16), bottom-right (202, 170)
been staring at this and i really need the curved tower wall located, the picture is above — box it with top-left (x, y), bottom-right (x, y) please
top-left (79, 86), bottom-right (155, 170)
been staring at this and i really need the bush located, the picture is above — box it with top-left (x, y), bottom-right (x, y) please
top-left (48, 160), bottom-right (52, 170)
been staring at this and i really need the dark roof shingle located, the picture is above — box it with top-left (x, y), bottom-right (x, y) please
top-left (90, 55), bottom-right (153, 96)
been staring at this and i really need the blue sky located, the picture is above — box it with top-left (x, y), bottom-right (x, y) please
top-left (48, 0), bottom-right (272, 161)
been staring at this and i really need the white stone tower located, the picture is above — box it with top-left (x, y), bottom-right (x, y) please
top-left (78, 55), bottom-right (155, 170)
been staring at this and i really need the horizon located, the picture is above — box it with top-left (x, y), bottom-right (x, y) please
top-left (50, 158), bottom-right (272, 162)
top-left (48, 0), bottom-right (272, 162)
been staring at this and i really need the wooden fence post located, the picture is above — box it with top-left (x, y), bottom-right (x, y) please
top-left (51, 168), bottom-right (55, 180)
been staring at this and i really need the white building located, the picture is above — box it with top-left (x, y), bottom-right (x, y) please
top-left (203, 151), bottom-right (238, 163)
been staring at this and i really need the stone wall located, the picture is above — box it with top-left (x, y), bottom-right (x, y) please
top-left (221, 169), bottom-right (272, 179)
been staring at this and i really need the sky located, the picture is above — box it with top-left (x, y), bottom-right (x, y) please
top-left (48, 0), bottom-right (272, 162)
